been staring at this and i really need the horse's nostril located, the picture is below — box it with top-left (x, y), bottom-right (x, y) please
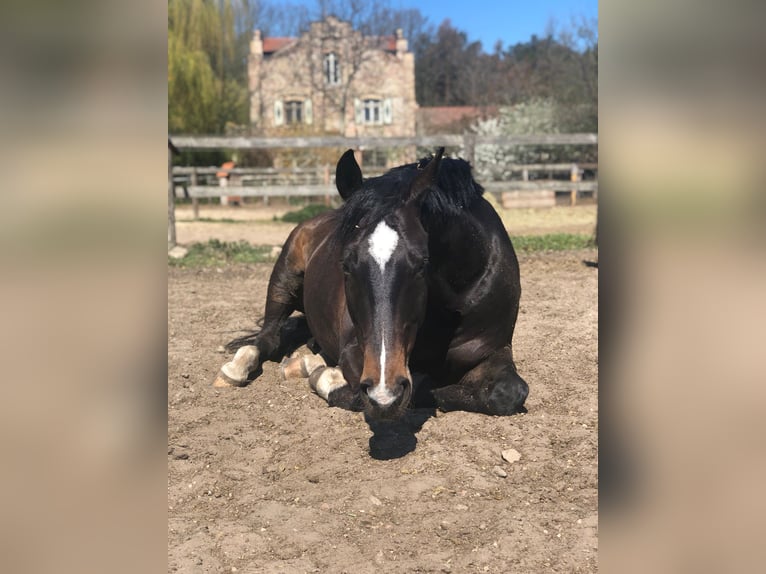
top-left (360, 378), bottom-right (373, 393)
top-left (395, 376), bottom-right (410, 392)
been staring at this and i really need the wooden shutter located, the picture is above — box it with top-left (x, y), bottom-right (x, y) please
top-left (382, 98), bottom-right (393, 124)
top-left (304, 99), bottom-right (313, 125)
top-left (274, 100), bottom-right (284, 126)
top-left (354, 98), bottom-right (364, 125)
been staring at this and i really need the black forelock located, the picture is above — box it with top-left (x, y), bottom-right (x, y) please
top-left (337, 155), bottom-right (484, 242)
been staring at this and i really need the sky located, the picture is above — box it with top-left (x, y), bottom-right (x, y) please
top-left (280, 0), bottom-right (600, 52)
top-left (401, 0), bottom-right (598, 51)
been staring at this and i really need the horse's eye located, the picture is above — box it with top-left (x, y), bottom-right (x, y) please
top-left (341, 260), bottom-right (351, 275)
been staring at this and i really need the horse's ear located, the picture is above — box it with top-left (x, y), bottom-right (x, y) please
top-left (335, 149), bottom-right (363, 201)
top-left (406, 147), bottom-right (444, 205)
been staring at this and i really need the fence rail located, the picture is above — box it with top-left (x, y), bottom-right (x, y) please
top-left (185, 181), bottom-right (597, 199)
top-left (188, 185), bottom-right (336, 198)
top-left (170, 133), bottom-right (597, 151)
top-left (172, 163), bottom-right (595, 178)
top-left (168, 133), bottom-right (598, 248)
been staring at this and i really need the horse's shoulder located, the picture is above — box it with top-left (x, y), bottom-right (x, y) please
top-left (285, 209), bottom-right (342, 266)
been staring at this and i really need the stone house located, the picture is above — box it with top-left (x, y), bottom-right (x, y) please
top-left (248, 16), bottom-right (417, 151)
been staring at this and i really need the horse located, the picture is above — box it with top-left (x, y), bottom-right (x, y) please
top-left (213, 148), bottom-right (529, 420)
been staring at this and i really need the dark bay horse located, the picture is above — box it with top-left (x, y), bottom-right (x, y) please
top-left (213, 148), bottom-right (529, 420)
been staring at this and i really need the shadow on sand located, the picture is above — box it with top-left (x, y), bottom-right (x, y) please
top-left (365, 408), bottom-right (437, 460)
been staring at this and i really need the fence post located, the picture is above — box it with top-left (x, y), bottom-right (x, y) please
top-left (168, 144), bottom-right (176, 249)
top-left (191, 167), bottom-right (199, 220)
top-left (463, 133), bottom-right (476, 166)
top-left (323, 163), bottom-right (330, 206)
top-left (570, 164), bottom-right (579, 206)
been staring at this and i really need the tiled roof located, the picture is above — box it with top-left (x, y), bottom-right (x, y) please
top-left (417, 106), bottom-right (499, 134)
top-left (262, 38), bottom-right (294, 53)
top-left (380, 36), bottom-right (397, 51)
top-left (263, 35), bottom-right (397, 54)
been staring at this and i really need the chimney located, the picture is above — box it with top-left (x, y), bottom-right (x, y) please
top-left (251, 29), bottom-right (263, 56)
top-left (395, 28), bottom-right (408, 58)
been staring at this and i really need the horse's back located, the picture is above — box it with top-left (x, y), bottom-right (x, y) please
top-left (281, 210), bottom-right (340, 268)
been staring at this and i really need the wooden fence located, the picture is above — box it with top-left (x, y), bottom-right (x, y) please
top-left (168, 134), bottom-right (598, 247)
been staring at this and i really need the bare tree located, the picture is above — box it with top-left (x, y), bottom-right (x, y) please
top-left (307, 0), bottom-right (419, 136)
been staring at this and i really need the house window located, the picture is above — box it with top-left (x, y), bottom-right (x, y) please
top-left (284, 100), bottom-right (303, 124)
top-left (363, 99), bottom-right (382, 125)
top-left (354, 98), bottom-right (393, 126)
top-left (324, 53), bottom-right (340, 85)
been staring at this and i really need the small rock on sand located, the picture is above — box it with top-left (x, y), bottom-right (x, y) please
top-left (501, 448), bottom-right (521, 464)
top-left (492, 466), bottom-right (508, 478)
top-left (168, 245), bottom-right (188, 259)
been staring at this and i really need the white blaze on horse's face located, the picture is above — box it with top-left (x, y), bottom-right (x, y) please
top-left (368, 220), bottom-right (399, 272)
top-left (367, 340), bottom-right (396, 406)
top-left (365, 220), bottom-right (400, 406)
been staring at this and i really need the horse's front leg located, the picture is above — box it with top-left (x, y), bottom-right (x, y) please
top-left (431, 346), bottom-right (529, 415)
top-left (212, 293), bottom-right (296, 388)
top-left (280, 342), bottom-right (365, 411)
top-left (213, 235), bottom-right (305, 387)
top-left (214, 344), bottom-right (261, 387)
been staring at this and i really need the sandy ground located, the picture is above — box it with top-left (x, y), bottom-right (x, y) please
top-left (168, 235), bottom-right (599, 572)
top-left (174, 203), bottom-right (597, 247)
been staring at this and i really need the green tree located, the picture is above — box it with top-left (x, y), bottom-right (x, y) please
top-left (415, 19), bottom-right (485, 106)
top-left (168, 0), bottom-right (251, 135)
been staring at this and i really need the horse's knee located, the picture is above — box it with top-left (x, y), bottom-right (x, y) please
top-left (487, 372), bottom-right (529, 415)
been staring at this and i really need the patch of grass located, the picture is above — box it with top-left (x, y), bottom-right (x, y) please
top-left (170, 233), bottom-right (594, 268)
top-left (169, 239), bottom-right (274, 267)
top-left (280, 203), bottom-right (333, 223)
top-left (510, 233), bottom-right (594, 252)
top-left (192, 217), bottom-right (242, 224)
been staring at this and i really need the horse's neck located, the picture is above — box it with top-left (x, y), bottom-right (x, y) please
top-left (427, 212), bottom-right (492, 291)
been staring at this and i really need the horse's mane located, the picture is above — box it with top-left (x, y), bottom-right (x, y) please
top-left (337, 155), bottom-right (484, 241)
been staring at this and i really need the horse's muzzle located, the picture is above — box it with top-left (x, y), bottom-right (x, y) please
top-left (360, 376), bottom-right (411, 419)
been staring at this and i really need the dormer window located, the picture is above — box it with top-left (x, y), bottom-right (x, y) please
top-left (324, 52), bottom-right (341, 86)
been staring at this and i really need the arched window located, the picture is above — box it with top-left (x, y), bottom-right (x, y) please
top-left (324, 52), bottom-right (341, 86)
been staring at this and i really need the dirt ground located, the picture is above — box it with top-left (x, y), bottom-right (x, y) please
top-left (168, 217), bottom-right (598, 573)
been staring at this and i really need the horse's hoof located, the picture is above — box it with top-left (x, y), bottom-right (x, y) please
top-left (280, 354), bottom-right (326, 379)
top-left (212, 370), bottom-right (246, 388)
top-left (280, 356), bottom-right (304, 379)
top-left (216, 345), bottom-right (259, 386)
top-left (309, 367), bottom-right (346, 400)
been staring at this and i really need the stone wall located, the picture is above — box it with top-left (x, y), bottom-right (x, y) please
top-left (249, 17), bottom-right (417, 141)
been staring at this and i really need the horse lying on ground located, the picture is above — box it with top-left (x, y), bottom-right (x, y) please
top-left (213, 148), bottom-right (529, 420)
